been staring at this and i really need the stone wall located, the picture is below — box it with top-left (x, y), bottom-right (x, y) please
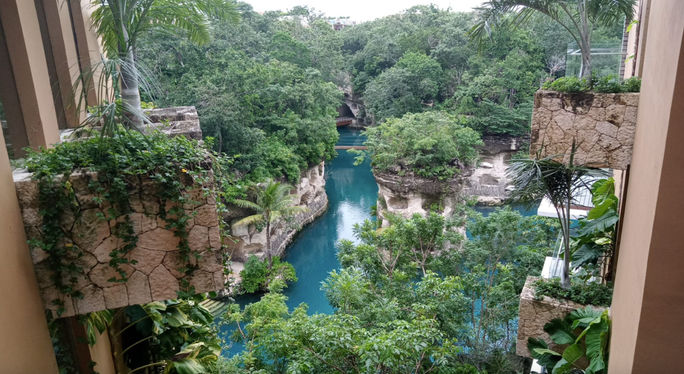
top-left (144, 106), bottom-right (203, 140)
top-left (464, 135), bottom-right (527, 205)
top-left (374, 171), bottom-right (467, 227)
top-left (14, 107), bottom-right (226, 317)
top-left (224, 162), bottom-right (328, 273)
top-left (517, 276), bottom-right (607, 357)
top-left (530, 90), bottom-right (639, 170)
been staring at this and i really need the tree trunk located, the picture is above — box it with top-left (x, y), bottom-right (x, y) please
top-left (120, 48), bottom-right (144, 132)
top-left (266, 221), bottom-right (273, 270)
top-left (580, 44), bottom-right (592, 80)
top-left (561, 191), bottom-right (572, 289)
top-left (578, 0), bottom-right (593, 80)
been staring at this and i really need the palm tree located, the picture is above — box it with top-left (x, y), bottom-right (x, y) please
top-left (470, 0), bottom-right (635, 79)
top-left (233, 180), bottom-right (306, 269)
top-left (91, 0), bottom-right (238, 131)
top-left (506, 143), bottom-right (605, 288)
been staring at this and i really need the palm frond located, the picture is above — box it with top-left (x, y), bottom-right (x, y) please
top-left (232, 199), bottom-right (262, 212)
top-left (587, 0), bottom-right (636, 26)
top-left (234, 214), bottom-right (264, 227)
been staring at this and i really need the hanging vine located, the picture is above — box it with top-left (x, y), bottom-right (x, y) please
top-left (25, 130), bottom-right (214, 315)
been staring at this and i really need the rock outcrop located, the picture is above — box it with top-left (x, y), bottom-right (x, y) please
top-left (225, 163), bottom-right (328, 277)
top-left (374, 170), bottom-right (468, 226)
top-left (531, 90), bottom-right (638, 170)
top-left (464, 135), bottom-right (527, 205)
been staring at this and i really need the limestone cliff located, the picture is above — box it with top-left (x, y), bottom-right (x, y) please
top-left (463, 135), bottom-right (527, 205)
top-left (374, 170), bottom-right (468, 226)
top-left (225, 162), bottom-right (328, 283)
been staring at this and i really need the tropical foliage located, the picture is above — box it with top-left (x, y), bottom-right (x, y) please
top-left (506, 146), bottom-right (606, 288)
top-left (239, 255), bottom-right (297, 294)
top-left (218, 209), bottom-right (558, 372)
top-left (472, 0), bottom-right (636, 79)
top-left (135, 4), bottom-right (341, 186)
top-left (361, 111), bottom-right (483, 179)
top-left (572, 178), bottom-right (620, 281)
top-left (233, 179), bottom-right (306, 268)
top-left (91, 0), bottom-right (239, 130)
top-left (529, 307), bottom-right (611, 374)
top-left (534, 278), bottom-right (613, 306)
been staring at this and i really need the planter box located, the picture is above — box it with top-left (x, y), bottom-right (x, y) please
top-left (516, 276), bottom-right (607, 357)
top-left (530, 90), bottom-right (639, 170)
top-left (14, 107), bottom-right (226, 317)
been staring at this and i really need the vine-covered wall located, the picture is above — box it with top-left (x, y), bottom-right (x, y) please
top-left (14, 107), bottom-right (226, 317)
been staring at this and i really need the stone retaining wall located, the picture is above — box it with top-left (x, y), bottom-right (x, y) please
top-left (225, 162), bottom-right (328, 268)
top-left (517, 276), bottom-right (606, 357)
top-left (14, 107), bottom-right (226, 317)
top-left (530, 90), bottom-right (639, 170)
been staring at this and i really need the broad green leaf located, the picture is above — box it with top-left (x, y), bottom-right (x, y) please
top-left (551, 358), bottom-right (573, 374)
top-left (533, 348), bottom-right (562, 357)
top-left (561, 343), bottom-right (584, 365)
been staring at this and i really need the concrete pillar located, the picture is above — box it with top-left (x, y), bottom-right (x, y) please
top-left (0, 0), bottom-right (60, 148)
top-left (0, 135), bottom-right (58, 373)
top-left (41, 0), bottom-right (86, 127)
top-left (0, 24), bottom-right (29, 158)
top-left (608, 1), bottom-right (684, 372)
top-left (70, 0), bottom-right (106, 107)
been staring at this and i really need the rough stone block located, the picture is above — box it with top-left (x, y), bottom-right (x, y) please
top-left (530, 90), bottom-right (639, 170)
top-left (149, 266), bottom-right (180, 300)
top-left (103, 285), bottom-right (128, 309)
top-left (14, 107), bottom-right (227, 318)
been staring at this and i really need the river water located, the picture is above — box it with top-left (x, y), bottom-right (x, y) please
top-left (281, 128), bottom-right (377, 314)
top-left (221, 127), bottom-right (536, 355)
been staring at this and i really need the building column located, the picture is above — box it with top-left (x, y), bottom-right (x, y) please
top-left (0, 0), bottom-right (60, 148)
top-left (41, 0), bottom-right (86, 128)
top-left (70, 0), bottom-right (107, 107)
top-left (0, 135), bottom-right (58, 373)
top-left (608, 1), bottom-right (684, 372)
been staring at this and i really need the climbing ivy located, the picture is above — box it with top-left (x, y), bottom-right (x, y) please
top-left (25, 130), bottom-right (216, 315)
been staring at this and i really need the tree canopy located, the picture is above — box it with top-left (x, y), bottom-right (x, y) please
top-left (217, 209), bottom-right (558, 372)
top-left (362, 111), bottom-right (483, 179)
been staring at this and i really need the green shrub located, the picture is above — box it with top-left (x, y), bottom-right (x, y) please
top-left (239, 255), bottom-right (297, 294)
top-left (534, 278), bottom-right (613, 306)
top-left (362, 111), bottom-right (483, 179)
top-left (240, 255), bottom-right (269, 294)
top-left (542, 77), bottom-right (589, 93)
top-left (529, 307), bottom-right (610, 373)
top-left (592, 75), bottom-right (622, 93)
top-left (622, 76), bottom-right (641, 92)
top-left (543, 75), bottom-right (642, 93)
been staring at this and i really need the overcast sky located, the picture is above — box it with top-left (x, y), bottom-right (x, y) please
top-left (245, 0), bottom-right (486, 22)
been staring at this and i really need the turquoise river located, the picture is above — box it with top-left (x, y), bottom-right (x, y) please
top-left (220, 127), bottom-right (536, 355)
